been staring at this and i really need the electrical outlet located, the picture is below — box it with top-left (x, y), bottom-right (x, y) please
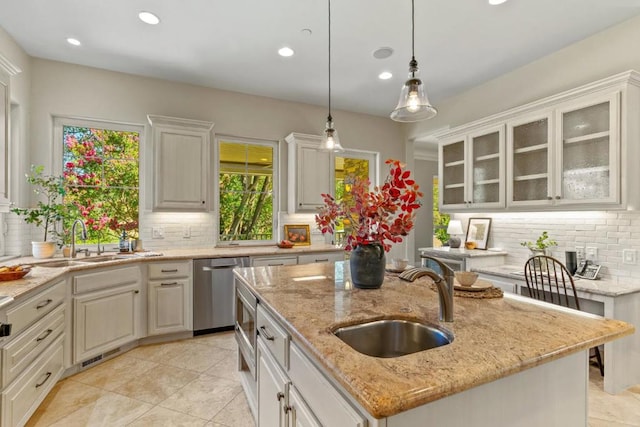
top-left (182, 226), bottom-right (191, 238)
top-left (623, 249), bottom-right (637, 265)
top-left (575, 246), bottom-right (585, 261)
top-left (152, 227), bottom-right (164, 239)
top-left (586, 246), bottom-right (598, 261)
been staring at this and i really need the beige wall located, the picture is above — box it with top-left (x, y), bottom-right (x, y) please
top-left (409, 14), bottom-right (640, 140)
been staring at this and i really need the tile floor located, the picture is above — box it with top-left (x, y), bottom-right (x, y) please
top-left (25, 332), bottom-right (640, 427)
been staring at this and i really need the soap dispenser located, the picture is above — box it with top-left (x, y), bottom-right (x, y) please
top-left (119, 229), bottom-right (129, 252)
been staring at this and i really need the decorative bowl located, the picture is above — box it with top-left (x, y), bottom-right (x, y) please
top-left (277, 241), bottom-right (294, 249)
top-left (0, 267), bottom-right (31, 282)
top-left (455, 271), bottom-right (479, 287)
top-left (465, 241), bottom-right (477, 250)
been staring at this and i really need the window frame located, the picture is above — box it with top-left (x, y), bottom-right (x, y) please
top-left (52, 116), bottom-right (144, 247)
top-left (214, 134), bottom-right (279, 246)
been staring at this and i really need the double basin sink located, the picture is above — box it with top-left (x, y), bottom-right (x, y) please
top-left (333, 319), bottom-right (453, 358)
top-left (33, 254), bottom-right (135, 268)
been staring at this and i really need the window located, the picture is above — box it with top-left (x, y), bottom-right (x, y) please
top-left (54, 117), bottom-right (141, 246)
top-left (216, 136), bottom-right (277, 244)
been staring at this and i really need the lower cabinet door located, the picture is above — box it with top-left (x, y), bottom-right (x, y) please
top-left (73, 284), bottom-right (140, 363)
top-left (288, 385), bottom-right (321, 427)
top-left (148, 279), bottom-right (190, 335)
top-left (258, 340), bottom-right (287, 427)
top-left (2, 335), bottom-right (64, 427)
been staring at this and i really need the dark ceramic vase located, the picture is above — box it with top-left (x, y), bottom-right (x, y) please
top-left (349, 243), bottom-right (386, 289)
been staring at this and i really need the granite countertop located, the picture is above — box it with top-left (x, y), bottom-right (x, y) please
top-left (474, 264), bottom-right (640, 297)
top-left (418, 247), bottom-right (508, 259)
top-left (234, 262), bottom-right (633, 419)
top-left (0, 244), bottom-right (343, 301)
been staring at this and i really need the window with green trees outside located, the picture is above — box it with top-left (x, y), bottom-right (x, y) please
top-left (218, 138), bottom-right (276, 243)
top-left (62, 124), bottom-right (140, 245)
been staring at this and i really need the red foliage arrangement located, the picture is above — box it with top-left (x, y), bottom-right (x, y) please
top-left (315, 159), bottom-right (422, 252)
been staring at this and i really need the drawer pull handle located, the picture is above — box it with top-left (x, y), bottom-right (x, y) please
top-left (277, 392), bottom-right (285, 402)
top-left (36, 299), bottom-right (53, 309)
top-left (161, 269), bottom-right (179, 273)
top-left (35, 372), bottom-right (52, 388)
top-left (316, 259), bottom-right (329, 262)
top-left (161, 282), bottom-right (179, 286)
top-left (259, 326), bottom-right (275, 341)
top-left (36, 329), bottom-right (53, 342)
top-left (269, 263), bottom-right (284, 266)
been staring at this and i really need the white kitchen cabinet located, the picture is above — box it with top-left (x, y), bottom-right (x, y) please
top-left (285, 133), bottom-right (332, 213)
top-left (288, 385), bottom-right (321, 427)
top-left (148, 115), bottom-right (214, 211)
top-left (0, 54), bottom-right (20, 211)
top-left (297, 251), bottom-right (344, 264)
top-left (435, 70), bottom-right (640, 212)
top-left (0, 279), bottom-right (66, 427)
top-left (72, 266), bottom-right (142, 363)
top-left (257, 339), bottom-right (288, 427)
top-left (439, 123), bottom-right (505, 210)
top-left (147, 261), bottom-right (192, 336)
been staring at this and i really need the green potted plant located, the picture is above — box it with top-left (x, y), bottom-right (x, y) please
top-left (520, 231), bottom-right (557, 256)
top-left (11, 165), bottom-right (68, 258)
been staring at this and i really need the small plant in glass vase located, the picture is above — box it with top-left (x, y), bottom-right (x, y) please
top-left (316, 159), bottom-right (422, 289)
top-left (521, 231), bottom-right (557, 270)
top-left (11, 165), bottom-right (69, 259)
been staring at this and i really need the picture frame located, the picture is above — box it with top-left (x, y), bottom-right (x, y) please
top-left (284, 224), bottom-right (311, 246)
top-left (465, 218), bottom-right (492, 250)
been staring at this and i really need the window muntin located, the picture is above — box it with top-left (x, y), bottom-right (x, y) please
top-left (217, 137), bottom-right (277, 244)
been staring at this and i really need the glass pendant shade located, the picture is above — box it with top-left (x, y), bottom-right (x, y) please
top-left (390, 62), bottom-right (437, 122)
top-left (319, 117), bottom-right (344, 152)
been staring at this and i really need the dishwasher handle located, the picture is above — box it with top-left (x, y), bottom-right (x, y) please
top-left (202, 264), bottom-right (238, 271)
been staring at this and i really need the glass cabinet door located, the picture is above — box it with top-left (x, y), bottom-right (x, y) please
top-left (468, 124), bottom-right (505, 208)
top-left (554, 92), bottom-right (619, 205)
top-left (439, 138), bottom-right (466, 208)
top-left (507, 112), bottom-right (553, 207)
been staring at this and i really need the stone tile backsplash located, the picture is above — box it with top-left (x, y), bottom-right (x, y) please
top-left (452, 211), bottom-right (640, 284)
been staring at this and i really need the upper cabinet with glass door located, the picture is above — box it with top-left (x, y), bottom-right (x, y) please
top-left (554, 92), bottom-right (619, 206)
top-left (439, 124), bottom-right (505, 211)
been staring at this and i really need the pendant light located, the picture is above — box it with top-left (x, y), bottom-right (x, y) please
top-left (390, 0), bottom-right (437, 122)
top-left (319, 0), bottom-right (344, 152)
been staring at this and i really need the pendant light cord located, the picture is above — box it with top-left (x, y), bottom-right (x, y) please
top-left (328, 0), bottom-right (332, 121)
top-left (411, 0), bottom-right (415, 60)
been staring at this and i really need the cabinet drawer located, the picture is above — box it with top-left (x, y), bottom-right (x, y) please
top-left (6, 280), bottom-right (65, 336)
top-left (252, 257), bottom-right (297, 267)
top-left (73, 265), bottom-right (141, 294)
top-left (148, 261), bottom-right (191, 279)
top-left (2, 335), bottom-right (64, 427)
top-left (2, 304), bottom-right (65, 388)
top-left (290, 343), bottom-right (366, 427)
top-left (257, 304), bottom-right (289, 369)
top-left (298, 252), bottom-right (343, 264)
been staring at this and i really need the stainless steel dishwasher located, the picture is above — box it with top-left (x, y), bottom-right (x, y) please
top-left (193, 257), bottom-right (249, 335)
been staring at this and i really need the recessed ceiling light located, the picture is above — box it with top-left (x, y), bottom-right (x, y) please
top-left (138, 11), bottom-right (160, 25)
top-left (378, 72), bottom-right (393, 80)
top-left (488, 0), bottom-right (508, 5)
top-left (66, 38), bottom-right (81, 46)
top-left (373, 47), bottom-right (394, 59)
top-left (278, 47), bottom-right (295, 57)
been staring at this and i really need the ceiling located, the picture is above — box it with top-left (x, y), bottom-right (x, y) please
top-left (1, 0), bottom-right (640, 118)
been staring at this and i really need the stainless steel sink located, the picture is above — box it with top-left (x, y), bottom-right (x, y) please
top-left (333, 319), bottom-right (453, 358)
top-left (34, 260), bottom-right (85, 268)
top-left (76, 255), bottom-right (123, 263)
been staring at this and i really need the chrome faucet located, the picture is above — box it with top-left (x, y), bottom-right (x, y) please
top-left (71, 219), bottom-right (88, 258)
top-left (419, 256), bottom-right (455, 322)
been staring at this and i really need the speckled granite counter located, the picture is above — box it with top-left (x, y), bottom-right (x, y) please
top-left (234, 262), bottom-right (634, 418)
top-left (0, 244), bottom-right (343, 301)
top-left (474, 264), bottom-right (640, 297)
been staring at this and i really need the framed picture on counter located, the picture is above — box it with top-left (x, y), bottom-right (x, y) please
top-left (284, 224), bottom-right (311, 246)
top-left (465, 218), bottom-right (491, 250)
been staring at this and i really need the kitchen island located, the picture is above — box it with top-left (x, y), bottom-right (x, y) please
top-left (234, 261), bottom-right (634, 426)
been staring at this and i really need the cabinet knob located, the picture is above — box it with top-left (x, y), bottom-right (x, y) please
top-left (555, 195), bottom-right (561, 200)
top-left (134, 290), bottom-right (140, 294)
top-left (547, 196), bottom-right (552, 200)
top-left (202, 201), bottom-right (205, 204)
top-left (284, 405), bottom-right (292, 414)
top-left (277, 392), bottom-right (285, 402)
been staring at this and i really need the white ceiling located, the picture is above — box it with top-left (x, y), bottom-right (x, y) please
top-left (1, 0), bottom-right (640, 118)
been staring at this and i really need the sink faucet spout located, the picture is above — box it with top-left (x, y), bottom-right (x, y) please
top-left (71, 219), bottom-right (88, 258)
top-left (420, 256), bottom-right (455, 322)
